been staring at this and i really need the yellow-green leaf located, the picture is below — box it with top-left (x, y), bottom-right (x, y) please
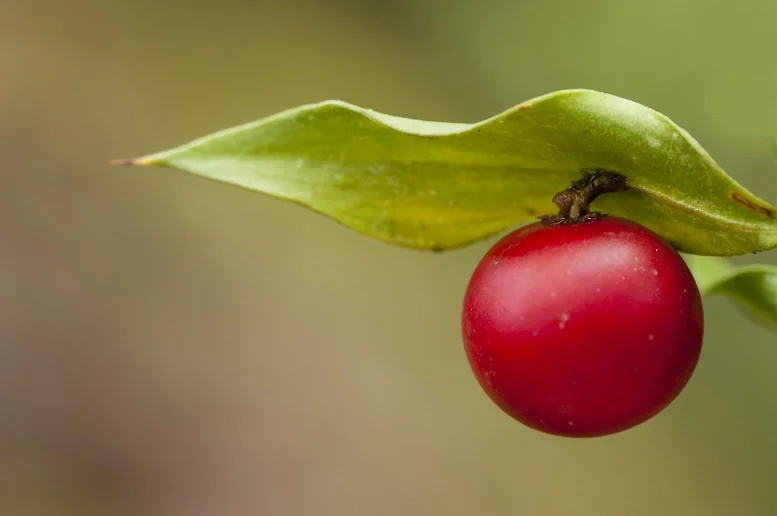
top-left (685, 254), bottom-right (777, 332)
top-left (114, 89), bottom-right (777, 255)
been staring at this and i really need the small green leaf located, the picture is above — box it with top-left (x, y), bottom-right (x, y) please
top-left (115, 89), bottom-right (777, 255)
top-left (684, 254), bottom-right (777, 332)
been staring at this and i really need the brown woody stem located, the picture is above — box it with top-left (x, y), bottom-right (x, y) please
top-left (542, 169), bottom-right (627, 224)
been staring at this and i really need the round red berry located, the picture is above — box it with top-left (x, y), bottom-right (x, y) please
top-left (461, 215), bottom-right (704, 437)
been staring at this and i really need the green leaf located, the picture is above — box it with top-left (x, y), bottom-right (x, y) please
top-left (684, 254), bottom-right (777, 332)
top-left (114, 89), bottom-right (777, 255)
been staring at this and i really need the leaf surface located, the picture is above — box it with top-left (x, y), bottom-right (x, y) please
top-left (116, 89), bottom-right (777, 255)
top-left (685, 254), bottom-right (777, 332)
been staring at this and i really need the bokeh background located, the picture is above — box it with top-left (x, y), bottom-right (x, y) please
top-left (2, 1), bottom-right (777, 515)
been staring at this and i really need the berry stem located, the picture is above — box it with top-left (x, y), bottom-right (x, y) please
top-left (544, 169), bottom-right (627, 224)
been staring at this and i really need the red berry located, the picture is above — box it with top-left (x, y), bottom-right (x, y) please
top-left (461, 215), bottom-right (704, 437)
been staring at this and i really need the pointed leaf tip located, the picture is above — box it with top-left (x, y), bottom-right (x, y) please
top-left (110, 158), bottom-right (137, 166)
top-left (109, 156), bottom-right (160, 167)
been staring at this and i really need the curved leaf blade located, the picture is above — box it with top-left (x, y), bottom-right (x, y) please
top-left (684, 254), bottom-right (777, 332)
top-left (115, 89), bottom-right (777, 255)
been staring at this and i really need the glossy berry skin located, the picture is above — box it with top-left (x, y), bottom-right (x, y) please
top-left (462, 215), bottom-right (704, 437)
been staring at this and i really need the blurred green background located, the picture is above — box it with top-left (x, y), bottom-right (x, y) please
top-left (2, 0), bottom-right (777, 515)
